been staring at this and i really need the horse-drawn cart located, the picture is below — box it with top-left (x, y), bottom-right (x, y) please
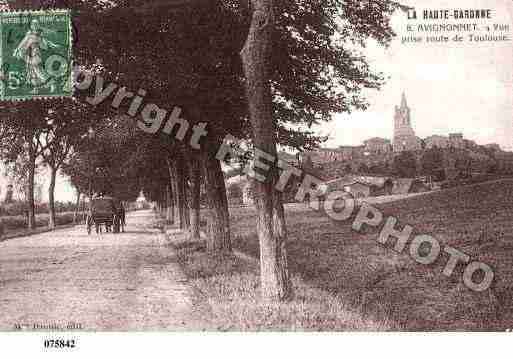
top-left (86, 196), bottom-right (121, 234)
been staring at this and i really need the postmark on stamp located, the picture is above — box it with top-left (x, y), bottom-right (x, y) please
top-left (0, 9), bottom-right (72, 101)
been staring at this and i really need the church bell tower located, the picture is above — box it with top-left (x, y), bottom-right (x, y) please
top-left (393, 92), bottom-right (420, 152)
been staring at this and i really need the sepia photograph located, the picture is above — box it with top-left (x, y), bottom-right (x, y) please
top-left (0, 0), bottom-right (511, 355)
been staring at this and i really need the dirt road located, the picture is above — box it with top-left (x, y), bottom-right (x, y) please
top-left (0, 210), bottom-right (208, 331)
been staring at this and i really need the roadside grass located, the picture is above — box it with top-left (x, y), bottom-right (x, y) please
top-left (173, 237), bottom-right (392, 331)
top-left (174, 179), bottom-right (513, 331)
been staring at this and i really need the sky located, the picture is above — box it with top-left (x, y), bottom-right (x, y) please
top-left (316, 0), bottom-right (513, 152)
top-left (0, 167), bottom-right (77, 204)
top-left (1, 0), bottom-right (512, 203)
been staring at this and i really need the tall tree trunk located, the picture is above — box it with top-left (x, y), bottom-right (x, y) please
top-left (241, 0), bottom-right (292, 301)
top-left (177, 159), bottom-right (190, 230)
top-left (169, 165), bottom-right (180, 225)
top-left (73, 190), bottom-right (81, 224)
top-left (202, 151), bottom-right (231, 254)
top-left (272, 189), bottom-right (287, 241)
top-left (272, 188), bottom-right (291, 288)
top-left (48, 166), bottom-right (57, 229)
top-left (27, 138), bottom-right (36, 230)
top-left (166, 184), bottom-right (175, 225)
top-left (167, 157), bottom-right (190, 230)
top-left (189, 155), bottom-right (201, 240)
top-left (81, 194), bottom-right (87, 223)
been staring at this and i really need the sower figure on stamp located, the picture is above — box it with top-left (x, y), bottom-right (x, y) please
top-left (12, 19), bottom-right (60, 94)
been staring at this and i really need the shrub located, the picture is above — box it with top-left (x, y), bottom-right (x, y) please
top-left (0, 212), bottom-right (75, 231)
top-left (0, 201), bottom-right (78, 217)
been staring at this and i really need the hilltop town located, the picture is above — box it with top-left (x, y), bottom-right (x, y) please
top-left (299, 93), bottom-right (513, 182)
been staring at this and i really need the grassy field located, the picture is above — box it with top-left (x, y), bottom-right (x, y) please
top-left (0, 212), bottom-right (76, 235)
top-left (173, 179), bottom-right (513, 331)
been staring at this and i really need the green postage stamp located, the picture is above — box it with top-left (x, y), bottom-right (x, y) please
top-left (0, 9), bottom-right (72, 101)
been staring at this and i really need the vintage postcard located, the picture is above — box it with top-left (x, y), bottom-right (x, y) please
top-left (0, 0), bottom-right (511, 356)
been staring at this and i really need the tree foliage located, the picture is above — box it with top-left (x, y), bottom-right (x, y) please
top-left (420, 147), bottom-right (444, 179)
top-left (393, 151), bottom-right (417, 178)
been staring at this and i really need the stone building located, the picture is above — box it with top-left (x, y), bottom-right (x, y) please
top-left (393, 92), bottom-right (422, 152)
top-left (425, 133), bottom-right (476, 150)
top-left (464, 139), bottom-right (478, 149)
top-left (485, 143), bottom-right (501, 152)
top-left (364, 137), bottom-right (392, 154)
top-left (338, 146), bottom-right (361, 160)
top-left (300, 147), bottom-right (354, 165)
top-left (424, 135), bottom-right (450, 149)
top-left (135, 190), bottom-right (149, 209)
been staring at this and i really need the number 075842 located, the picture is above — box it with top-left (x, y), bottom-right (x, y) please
top-left (43, 339), bottom-right (76, 349)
